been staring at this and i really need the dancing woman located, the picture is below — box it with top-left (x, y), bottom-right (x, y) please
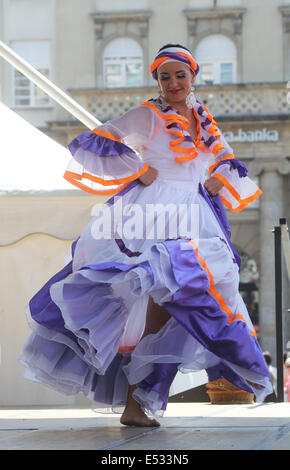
top-left (20, 44), bottom-right (272, 427)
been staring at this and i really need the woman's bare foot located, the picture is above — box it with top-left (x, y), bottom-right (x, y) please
top-left (121, 299), bottom-right (170, 429)
top-left (120, 405), bottom-right (160, 427)
top-left (120, 384), bottom-right (160, 427)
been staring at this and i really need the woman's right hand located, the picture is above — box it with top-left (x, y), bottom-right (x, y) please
top-left (138, 166), bottom-right (158, 186)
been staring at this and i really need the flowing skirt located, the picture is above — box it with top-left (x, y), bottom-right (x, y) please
top-left (19, 177), bottom-right (272, 417)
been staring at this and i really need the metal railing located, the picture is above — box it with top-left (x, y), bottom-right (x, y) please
top-left (69, 81), bottom-right (290, 122)
top-left (0, 40), bottom-right (101, 129)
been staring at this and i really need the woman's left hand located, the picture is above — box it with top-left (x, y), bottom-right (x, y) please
top-left (204, 176), bottom-right (224, 196)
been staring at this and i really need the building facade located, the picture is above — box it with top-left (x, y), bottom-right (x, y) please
top-left (0, 0), bottom-right (290, 404)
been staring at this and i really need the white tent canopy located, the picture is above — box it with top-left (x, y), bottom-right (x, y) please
top-left (0, 101), bottom-right (74, 191)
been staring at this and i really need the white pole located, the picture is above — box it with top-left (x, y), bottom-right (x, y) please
top-left (0, 40), bottom-right (101, 130)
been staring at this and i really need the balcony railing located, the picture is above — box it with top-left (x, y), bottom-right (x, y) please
top-left (68, 82), bottom-right (290, 122)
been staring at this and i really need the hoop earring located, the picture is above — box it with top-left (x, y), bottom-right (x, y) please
top-left (185, 83), bottom-right (196, 109)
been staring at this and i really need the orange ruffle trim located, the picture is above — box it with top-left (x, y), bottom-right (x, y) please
top-left (142, 100), bottom-right (224, 163)
top-left (63, 163), bottom-right (149, 196)
top-left (208, 154), bottom-right (235, 175)
top-left (188, 240), bottom-right (256, 337)
top-left (211, 173), bottom-right (263, 212)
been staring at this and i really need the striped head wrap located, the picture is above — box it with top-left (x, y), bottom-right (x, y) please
top-left (150, 46), bottom-right (199, 80)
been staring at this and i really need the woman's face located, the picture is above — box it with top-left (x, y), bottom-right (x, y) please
top-left (157, 61), bottom-right (195, 107)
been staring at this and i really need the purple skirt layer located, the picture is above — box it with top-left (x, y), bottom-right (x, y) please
top-left (19, 234), bottom-right (272, 416)
top-left (199, 184), bottom-right (241, 270)
top-left (28, 238), bottom-right (79, 341)
top-left (128, 239), bottom-right (271, 413)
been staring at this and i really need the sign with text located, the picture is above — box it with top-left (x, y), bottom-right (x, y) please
top-left (224, 128), bottom-right (279, 143)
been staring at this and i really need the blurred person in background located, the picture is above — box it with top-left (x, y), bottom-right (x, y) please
top-left (284, 355), bottom-right (290, 402)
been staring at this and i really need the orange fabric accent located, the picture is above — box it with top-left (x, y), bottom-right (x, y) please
top-left (211, 173), bottom-right (263, 211)
top-left (197, 141), bottom-right (206, 152)
top-left (202, 104), bottom-right (217, 123)
top-left (207, 124), bottom-right (220, 137)
top-left (211, 174), bottom-right (242, 201)
top-left (174, 153), bottom-right (198, 162)
top-left (211, 142), bottom-right (225, 154)
top-left (91, 129), bottom-right (122, 143)
top-left (142, 100), bottom-right (224, 163)
top-left (208, 154), bottom-right (235, 175)
top-left (150, 56), bottom-right (169, 73)
top-left (193, 107), bottom-right (201, 146)
top-left (142, 101), bottom-right (200, 163)
top-left (150, 51), bottom-right (198, 74)
top-left (219, 192), bottom-right (262, 213)
top-left (63, 163), bottom-right (149, 195)
top-left (65, 163), bottom-right (149, 186)
top-left (188, 240), bottom-right (257, 337)
top-left (219, 195), bottom-right (248, 213)
top-left (63, 172), bottom-right (127, 195)
top-left (118, 345), bottom-right (136, 353)
top-left (172, 51), bottom-right (199, 71)
top-left (142, 101), bottom-right (188, 124)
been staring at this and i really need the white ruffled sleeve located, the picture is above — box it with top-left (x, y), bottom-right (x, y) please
top-left (64, 105), bottom-right (154, 195)
top-left (207, 130), bottom-right (262, 212)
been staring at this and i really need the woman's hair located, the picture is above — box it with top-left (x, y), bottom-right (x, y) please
top-left (158, 43), bottom-right (192, 53)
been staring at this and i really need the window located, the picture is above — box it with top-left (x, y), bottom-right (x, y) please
top-left (220, 63), bottom-right (233, 84)
top-left (195, 35), bottom-right (236, 85)
top-left (200, 63), bottom-right (214, 86)
top-left (11, 41), bottom-right (51, 107)
top-left (103, 38), bottom-right (143, 88)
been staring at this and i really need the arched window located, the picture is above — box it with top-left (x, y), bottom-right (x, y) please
top-left (103, 38), bottom-right (143, 88)
top-left (195, 34), bottom-right (237, 85)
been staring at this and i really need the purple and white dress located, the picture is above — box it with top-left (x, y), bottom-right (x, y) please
top-left (19, 96), bottom-right (272, 417)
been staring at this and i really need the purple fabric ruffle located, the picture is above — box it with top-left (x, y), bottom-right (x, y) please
top-left (212, 158), bottom-right (248, 178)
top-left (68, 131), bottom-right (137, 157)
top-left (29, 238), bottom-right (80, 342)
top-left (206, 362), bottom-right (252, 392)
top-left (198, 183), bottom-right (241, 270)
top-left (22, 235), bottom-right (272, 414)
top-left (161, 239), bottom-right (270, 373)
top-left (137, 363), bottom-right (179, 411)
